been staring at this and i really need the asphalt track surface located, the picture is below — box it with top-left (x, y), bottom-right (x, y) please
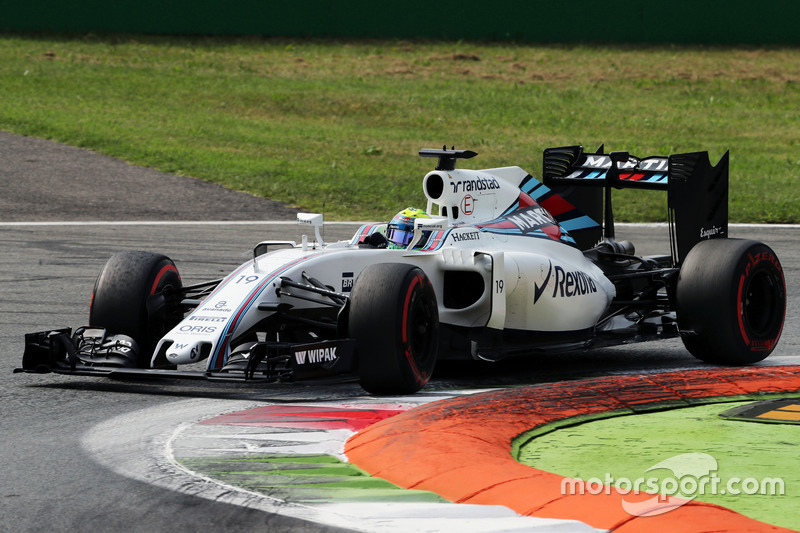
top-left (1, 131), bottom-right (799, 532)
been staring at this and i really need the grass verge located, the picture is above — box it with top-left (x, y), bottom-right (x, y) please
top-left (1, 34), bottom-right (799, 222)
top-left (517, 400), bottom-right (800, 529)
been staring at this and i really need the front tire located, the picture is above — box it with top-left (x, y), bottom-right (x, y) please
top-left (89, 251), bottom-right (183, 367)
top-left (349, 263), bottom-right (439, 395)
top-left (676, 239), bottom-right (786, 365)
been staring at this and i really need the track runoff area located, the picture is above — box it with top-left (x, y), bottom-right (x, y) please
top-left (148, 365), bottom-right (800, 532)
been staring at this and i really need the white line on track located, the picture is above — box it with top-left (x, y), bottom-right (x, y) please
top-left (2, 220), bottom-right (798, 229)
top-left (0, 220), bottom-right (368, 226)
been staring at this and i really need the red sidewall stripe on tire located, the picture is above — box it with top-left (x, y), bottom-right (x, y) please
top-left (150, 264), bottom-right (179, 295)
top-left (401, 273), bottom-right (423, 384)
top-left (737, 273), bottom-right (750, 346)
top-left (737, 263), bottom-right (787, 353)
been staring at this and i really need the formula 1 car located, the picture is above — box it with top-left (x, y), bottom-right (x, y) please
top-left (18, 145), bottom-right (787, 394)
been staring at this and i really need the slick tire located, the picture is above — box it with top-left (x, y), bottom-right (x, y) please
top-left (676, 239), bottom-right (786, 365)
top-left (89, 251), bottom-right (183, 367)
top-left (349, 263), bottom-right (439, 395)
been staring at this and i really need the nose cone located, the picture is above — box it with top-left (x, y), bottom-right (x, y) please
top-left (167, 341), bottom-right (208, 365)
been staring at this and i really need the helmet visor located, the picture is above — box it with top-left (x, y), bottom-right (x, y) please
top-left (386, 226), bottom-right (415, 247)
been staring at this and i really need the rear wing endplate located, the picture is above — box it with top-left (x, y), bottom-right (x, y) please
top-left (543, 145), bottom-right (729, 265)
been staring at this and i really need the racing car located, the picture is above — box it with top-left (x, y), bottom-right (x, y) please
top-left (18, 145), bottom-right (787, 395)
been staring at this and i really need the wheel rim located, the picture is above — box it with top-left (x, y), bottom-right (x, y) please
top-left (741, 269), bottom-right (783, 338)
top-left (405, 278), bottom-right (438, 374)
top-left (407, 289), bottom-right (436, 367)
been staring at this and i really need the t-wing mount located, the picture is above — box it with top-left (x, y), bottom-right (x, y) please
top-left (419, 146), bottom-right (478, 171)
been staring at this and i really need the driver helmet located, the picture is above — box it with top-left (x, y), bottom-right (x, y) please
top-left (386, 207), bottom-right (431, 249)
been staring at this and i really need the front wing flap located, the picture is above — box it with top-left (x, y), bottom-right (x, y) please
top-left (15, 327), bottom-right (357, 384)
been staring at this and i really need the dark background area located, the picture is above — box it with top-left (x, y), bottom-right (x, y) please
top-left (3, 1), bottom-right (800, 45)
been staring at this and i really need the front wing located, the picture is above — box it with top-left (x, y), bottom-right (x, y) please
top-left (15, 328), bottom-right (357, 384)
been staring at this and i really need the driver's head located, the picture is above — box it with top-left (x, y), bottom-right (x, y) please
top-left (386, 207), bottom-right (431, 249)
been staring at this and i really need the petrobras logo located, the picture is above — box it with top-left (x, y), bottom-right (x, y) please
top-left (449, 174), bottom-right (501, 194)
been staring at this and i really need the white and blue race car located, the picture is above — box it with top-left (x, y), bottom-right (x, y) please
top-left (19, 146), bottom-right (787, 394)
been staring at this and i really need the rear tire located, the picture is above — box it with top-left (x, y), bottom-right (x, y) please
top-left (89, 251), bottom-right (183, 367)
top-left (349, 263), bottom-right (439, 395)
top-left (676, 239), bottom-right (785, 364)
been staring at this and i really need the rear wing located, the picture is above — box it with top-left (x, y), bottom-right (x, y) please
top-left (543, 145), bottom-right (729, 265)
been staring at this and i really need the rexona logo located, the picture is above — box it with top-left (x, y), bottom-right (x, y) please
top-left (534, 261), bottom-right (598, 304)
top-left (294, 345), bottom-right (338, 365)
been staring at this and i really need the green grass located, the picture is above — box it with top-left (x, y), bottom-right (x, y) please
top-left (516, 401), bottom-right (800, 529)
top-left (179, 454), bottom-right (446, 503)
top-left (2, 34), bottom-right (800, 221)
